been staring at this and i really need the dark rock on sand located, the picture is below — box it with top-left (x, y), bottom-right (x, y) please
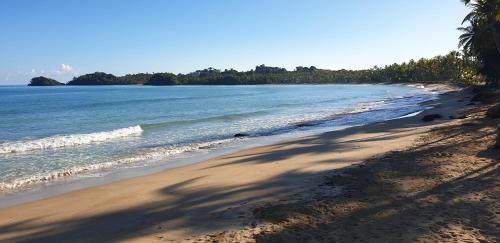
top-left (234, 133), bottom-right (249, 138)
top-left (296, 123), bottom-right (316, 128)
top-left (421, 114), bottom-right (442, 122)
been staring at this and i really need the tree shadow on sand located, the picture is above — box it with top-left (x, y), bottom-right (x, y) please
top-left (253, 111), bottom-right (499, 242)
top-left (0, 91), bottom-right (492, 242)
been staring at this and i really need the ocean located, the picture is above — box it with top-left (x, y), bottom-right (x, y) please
top-left (0, 84), bottom-right (437, 193)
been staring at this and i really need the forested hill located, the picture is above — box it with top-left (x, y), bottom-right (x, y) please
top-left (28, 76), bottom-right (64, 86)
top-left (54, 51), bottom-right (480, 86)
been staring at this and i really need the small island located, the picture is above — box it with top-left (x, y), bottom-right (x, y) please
top-left (28, 76), bottom-right (64, 86)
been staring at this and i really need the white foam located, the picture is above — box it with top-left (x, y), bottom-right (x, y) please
top-left (0, 126), bottom-right (143, 154)
top-left (0, 138), bottom-right (234, 191)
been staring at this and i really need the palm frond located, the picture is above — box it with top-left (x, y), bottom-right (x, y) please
top-left (457, 26), bottom-right (473, 32)
top-left (461, 0), bottom-right (472, 5)
top-left (462, 12), bottom-right (476, 24)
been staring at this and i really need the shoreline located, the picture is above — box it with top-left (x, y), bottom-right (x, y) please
top-left (203, 93), bottom-right (498, 242)
top-left (0, 128), bottom-right (338, 208)
top-left (0, 83), bottom-right (442, 205)
top-left (0, 84), bottom-right (471, 241)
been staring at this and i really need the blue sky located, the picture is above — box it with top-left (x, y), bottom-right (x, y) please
top-left (0, 0), bottom-right (469, 84)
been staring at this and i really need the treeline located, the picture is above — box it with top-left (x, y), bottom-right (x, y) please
top-left (32, 51), bottom-right (480, 86)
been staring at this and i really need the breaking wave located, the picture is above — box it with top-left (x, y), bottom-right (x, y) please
top-left (0, 138), bottom-right (233, 190)
top-left (0, 125), bottom-right (143, 154)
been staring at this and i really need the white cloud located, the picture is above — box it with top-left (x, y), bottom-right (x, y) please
top-left (60, 64), bottom-right (74, 73)
top-left (50, 64), bottom-right (78, 76)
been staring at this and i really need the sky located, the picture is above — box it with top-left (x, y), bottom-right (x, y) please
top-left (0, 0), bottom-right (470, 84)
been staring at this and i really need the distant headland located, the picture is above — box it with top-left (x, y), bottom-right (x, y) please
top-left (28, 76), bottom-right (64, 86)
top-left (28, 51), bottom-right (482, 86)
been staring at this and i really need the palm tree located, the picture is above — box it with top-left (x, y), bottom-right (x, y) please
top-left (460, 0), bottom-right (500, 54)
top-left (458, 23), bottom-right (478, 52)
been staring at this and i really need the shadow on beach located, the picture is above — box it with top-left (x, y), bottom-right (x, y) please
top-left (1, 90), bottom-right (498, 242)
top-left (253, 111), bottom-right (499, 242)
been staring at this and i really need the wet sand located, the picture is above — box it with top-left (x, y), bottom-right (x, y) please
top-left (0, 84), bottom-right (477, 242)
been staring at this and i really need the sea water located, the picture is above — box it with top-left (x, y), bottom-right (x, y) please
top-left (0, 84), bottom-right (437, 192)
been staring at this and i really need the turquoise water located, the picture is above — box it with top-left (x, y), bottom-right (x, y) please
top-left (0, 84), bottom-right (435, 191)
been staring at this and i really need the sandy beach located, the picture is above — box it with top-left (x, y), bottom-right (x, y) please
top-left (2, 0), bottom-right (498, 242)
top-left (0, 84), bottom-right (497, 242)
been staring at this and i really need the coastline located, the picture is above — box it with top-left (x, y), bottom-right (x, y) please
top-left (0, 83), bottom-right (439, 202)
top-left (0, 129), bottom-right (327, 208)
top-left (202, 90), bottom-right (499, 242)
top-left (0, 84), bottom-right (472, 241)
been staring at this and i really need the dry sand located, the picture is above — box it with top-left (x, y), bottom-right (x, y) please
top-left (1, 84), bottom-right (494, 242)
top-left (204, 93), bottom-right (499, 243)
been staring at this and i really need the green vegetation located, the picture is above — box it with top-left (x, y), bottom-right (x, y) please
top-left (117, 73), bottom-right (153, 85)
top-left (458, 0), bottom-right (500, 86)
top-left (53, 51), bottom-right (480, 86)
top-left (145, 73), bottom-right (179, 85)
top-left (28, 76), bottom-right (64, 86)
top-left (66, 72), bottom-right (121, 85)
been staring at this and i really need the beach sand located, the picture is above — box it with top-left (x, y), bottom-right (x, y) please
top-left (203, 90), bottom-right (499, 242)
top-left (1, 84), bottom-right (495, 242)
